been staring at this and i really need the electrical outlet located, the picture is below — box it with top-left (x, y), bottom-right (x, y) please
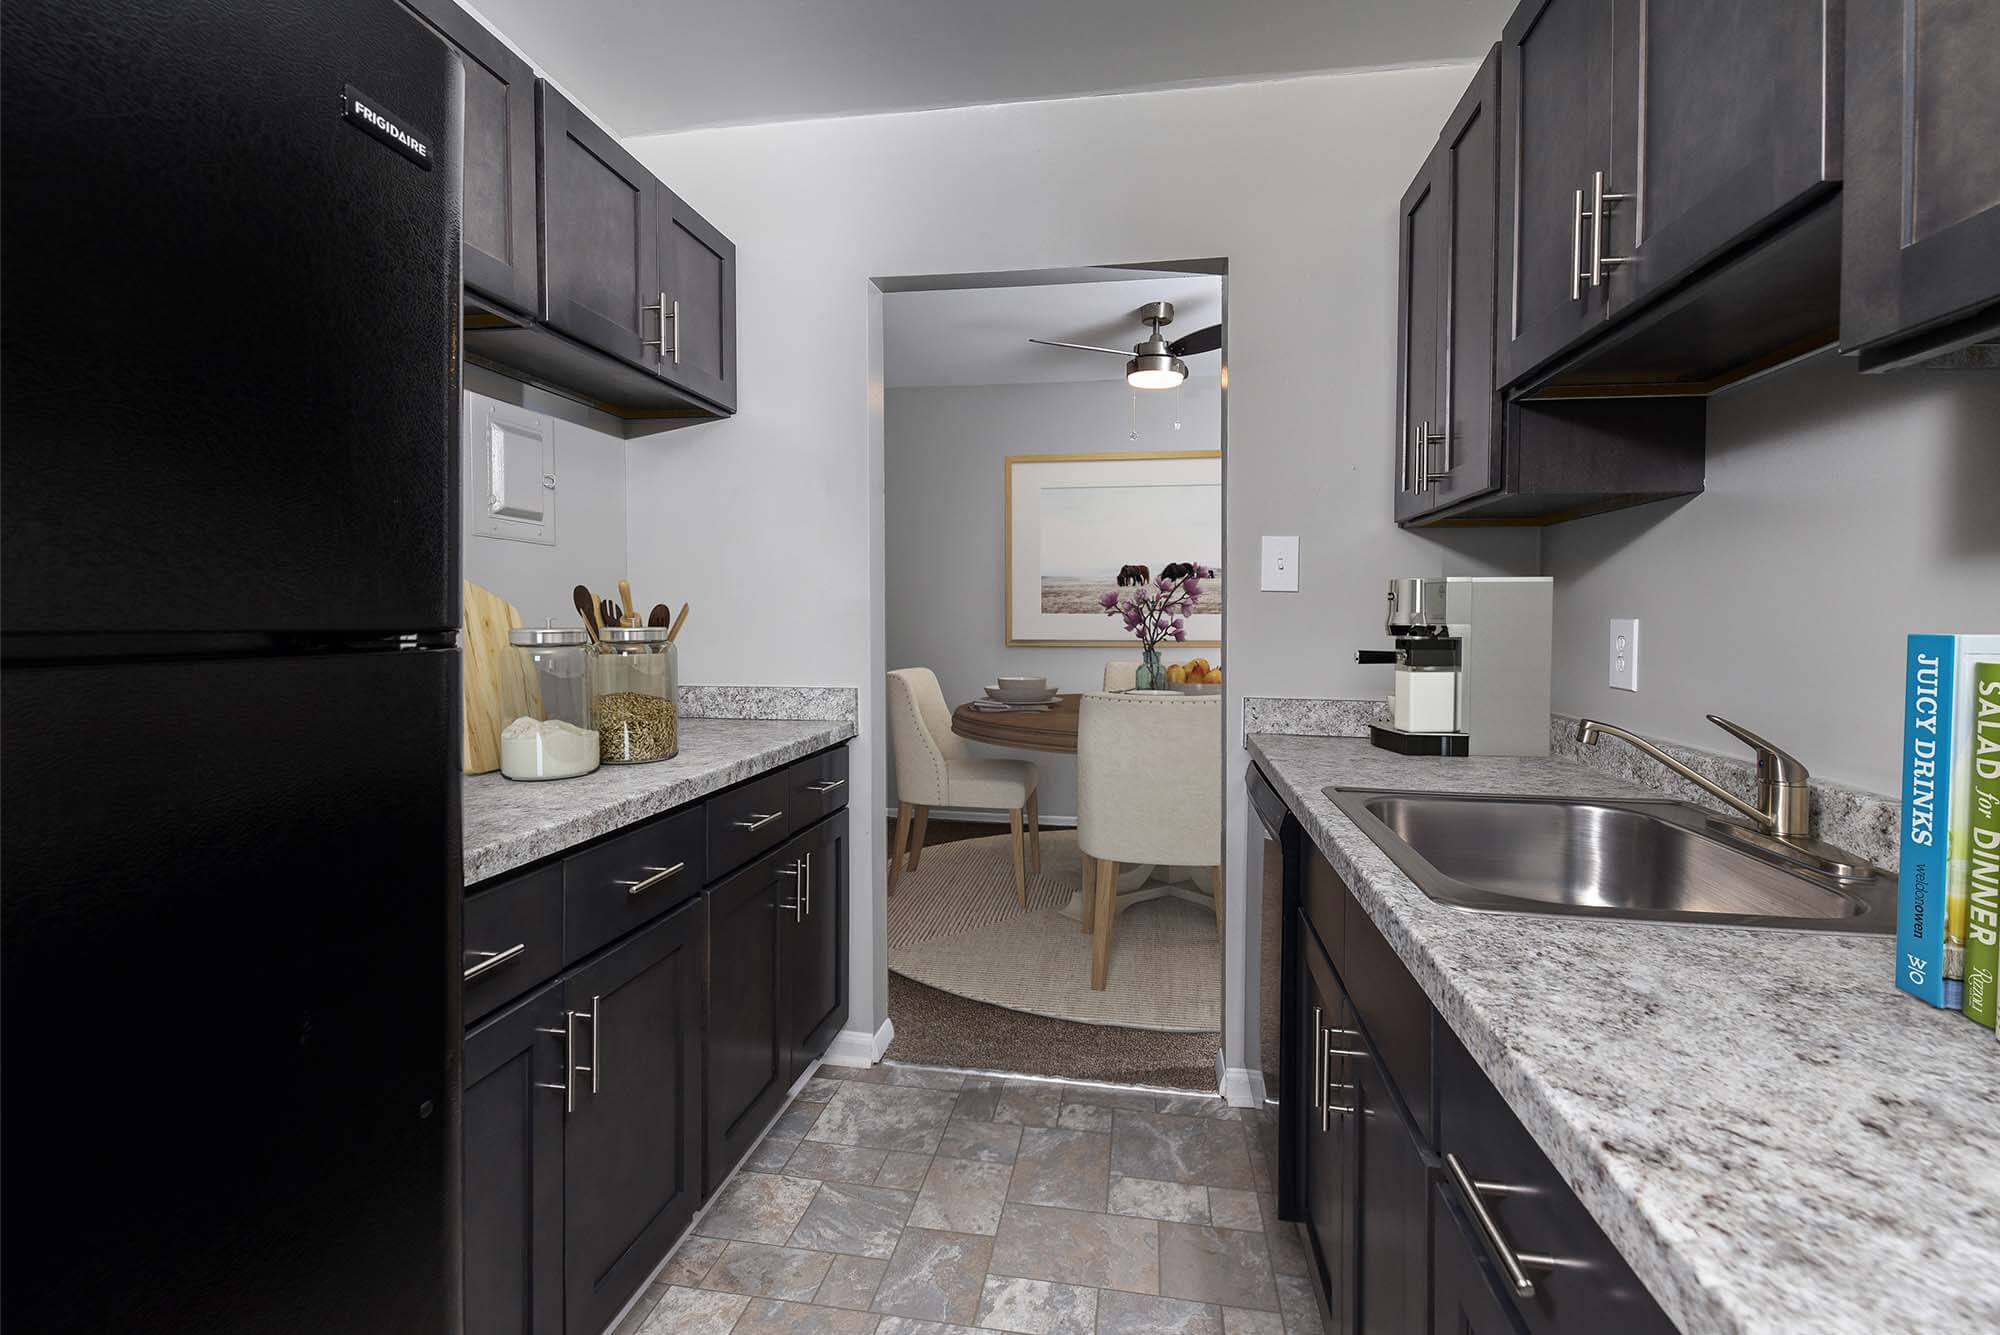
top-left (1609, 618), bottom-right (1640, 691)
top-left (1260, 536), bottom-right (1299, 592)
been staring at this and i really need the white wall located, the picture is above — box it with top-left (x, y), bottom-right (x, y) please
top-left (620, 68), bottom-right (1540, 1071)
top-left (1545, 352), bottom-right (2000, 796)
top-left (885, 376), bottom-right (1224, 820)
top-left (461, 366), bottom-right (630, 629)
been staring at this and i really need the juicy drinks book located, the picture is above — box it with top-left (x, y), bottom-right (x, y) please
top-left (1898, 633), bottom-right (2000, 1010)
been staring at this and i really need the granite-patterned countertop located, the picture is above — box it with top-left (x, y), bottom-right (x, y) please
top-left (1247, 734), bottom-right (1998, 1335)
top-left (464, 717), bottom-right (856, 886)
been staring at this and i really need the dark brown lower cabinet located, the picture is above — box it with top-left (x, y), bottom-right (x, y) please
top-left (705, 846), bottom-right (791, 1193)
top-left (1299, 919), bottom-right (1356, 1335)
top-left (465, 983), bottom-right (567, 1335)
top-left (563, 899), bottom-right (705, 1335)
top-left (786, 810), bottom-right (850, 1072)
top-left (1433, 1184), bottom-right (1530, 1335)
top-left (1285, 835), bottom-right (1678, 1335)
top-left (1354, 1046), bottom-right (1430, 1335)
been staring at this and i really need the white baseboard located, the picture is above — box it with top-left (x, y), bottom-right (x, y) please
top-left (882, 805), bottom-right (1078, 828)
top-left (1222, 1065), bottom-right (1264, 1109)
top-left (822, 1016), bottom-right (895, 1067)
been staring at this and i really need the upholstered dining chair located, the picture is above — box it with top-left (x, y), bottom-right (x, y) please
top-left (886, 668), bottom-right (1041, 904)
top-left (1075, 691), bottom-right (1222, 991)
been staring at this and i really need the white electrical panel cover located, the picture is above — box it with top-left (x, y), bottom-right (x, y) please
top-left (472, 402), bottom-right (555, 545)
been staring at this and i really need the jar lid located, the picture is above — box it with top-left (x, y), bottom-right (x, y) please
top-left (599, 625), bottom-right (671, 644)
top-left (509, 626), bottom-right (591, 646)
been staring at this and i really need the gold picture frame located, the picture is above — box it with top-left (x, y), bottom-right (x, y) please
top-left (1004, 449), bottom-right (1223, 647)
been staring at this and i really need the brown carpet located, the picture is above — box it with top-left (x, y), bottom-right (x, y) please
top-left (885, 972), bottom-right (1220, 1092)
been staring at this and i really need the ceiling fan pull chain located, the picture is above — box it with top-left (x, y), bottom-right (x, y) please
top-left (1129, 387), bottom-right (1138, 440)
top-left (1174, 378), bottom-right (1183, 430)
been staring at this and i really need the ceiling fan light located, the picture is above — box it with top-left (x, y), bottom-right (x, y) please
top-left (1126, 354), bottom-right (1187, 389)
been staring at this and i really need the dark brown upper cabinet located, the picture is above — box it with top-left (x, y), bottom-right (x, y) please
top-left (1397, 48), bottom-right (1705, 527)
top-left (1496, 0), bottom-right (1615, 389)
top-left (398, 0), bottom-right (539, 315)
top-left (1841, 0), bottom-right (2000, 370)
top-left (539, 84), bottom-right (663, 369)
top-left (1603, 0), bottom-right (1841, 318)
top-left (1398, 49), bottom-right (1501, 523)
top-left (1498, 0), bottom-right (1848, 398)
top-left (658, 189), bottom-right (739, 412)
top-left (460, 81), bottom-right (736, 422)
top-left (406, 0), bottom-right (737, 423)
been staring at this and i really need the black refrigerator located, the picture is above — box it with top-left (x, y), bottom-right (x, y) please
top-left (2, 1), bottom-right (465, 1329)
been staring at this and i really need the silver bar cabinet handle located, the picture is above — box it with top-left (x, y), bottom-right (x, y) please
top-left (733, 811), bottom-right (783, 831)
top-left (1444, 1153), bottom-right (1569, 1299)
top-left (1397, 424), bottom-right (1410, 493)
top-left (1416, 420), bottom-right (1447, 490)
top-left (1589, 170), bottom-right (1635, 287)
top-left (588, 994), bottom-right (602, 1094)
top-left (777, 859), bottom-right (804, 920)
top-left (670, 299), bottom-right (680, 364)
top-left (534, 1022), bottom-right (573, 1109)
top-left (1311, 1005), bottom-right (1324, 1113)
top-left (806, 778), bottom-right (846, 794)
top-left (803, 851), bottom-right (813, 917)
top-left (463, 942), bottom-right (525, 982)
top-left (1570, 187), bottom-right (1586, 301)
top-left (617, 862), bottom-right (685, 896)
top-left (642, 291), bottom-right (668, 354)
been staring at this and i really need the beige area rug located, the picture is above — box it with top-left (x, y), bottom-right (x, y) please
top-left (886, 829), bottom-right (1221, 1032)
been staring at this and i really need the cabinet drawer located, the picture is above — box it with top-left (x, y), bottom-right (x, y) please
top-left (464, 863), bottom-right (565, 1023)
top-left (1436, 1023), bottom-right (1676, 1335)
top-left (563, 806), bottom-right (705, 965)
top-left (787, 747), bottom-right (849, 832)
top-left (707, 769), bottom-right (791, 877)
top-left (1344, 881), bottom-right (1432, 1145)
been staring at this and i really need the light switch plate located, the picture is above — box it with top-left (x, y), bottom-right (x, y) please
top-left (1260, 536), bottom-right (1300, 592)
top-left (1609, 618), bottom-right (1639, 691)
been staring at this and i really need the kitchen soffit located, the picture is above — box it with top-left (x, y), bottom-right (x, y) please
top-left (464, 0), bottom-right (1515, 136)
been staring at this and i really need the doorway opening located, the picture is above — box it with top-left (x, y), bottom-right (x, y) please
top-left (877, 262), bottom-right (1228, 1091)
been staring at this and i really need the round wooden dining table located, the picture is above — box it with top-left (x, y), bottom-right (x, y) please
top-left (948, 693), bottom-right (1081, 752)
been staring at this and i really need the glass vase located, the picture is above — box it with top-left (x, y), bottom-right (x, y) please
top-left (1134, 648), bottom-right (1165, 690)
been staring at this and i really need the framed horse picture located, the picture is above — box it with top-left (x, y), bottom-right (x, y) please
top-left (1004, 450), bottom-right (1222, 647)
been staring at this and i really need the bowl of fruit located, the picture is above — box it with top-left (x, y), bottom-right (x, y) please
top-left (1166, 658), bottom-right (1223, 694)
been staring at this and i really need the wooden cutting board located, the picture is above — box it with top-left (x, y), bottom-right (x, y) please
top-left (462, 580), bottom-right (543, 775)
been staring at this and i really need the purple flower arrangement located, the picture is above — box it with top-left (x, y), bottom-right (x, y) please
top-left (1100, 564), bottom-right (1213, 651)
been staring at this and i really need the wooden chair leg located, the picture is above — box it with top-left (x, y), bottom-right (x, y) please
top-left (1009, 808), bottom-right (1027, 908)
top-left (906, 805), bottom-right (930, 871)
top-left (887, 802), bottom-right (913, 896)
top-left (1079, 853), bottom-right (1096, 933)
top-left (1027, 791), bottom-right (1042, 872)
top-left (1212, 863), bottom-right (1225, 939)
top-left (1091, 857), bottom-right (1119, 990)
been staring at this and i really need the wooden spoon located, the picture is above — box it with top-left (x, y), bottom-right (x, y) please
top-left (618, 580), bottom-right (636, 627)
top-left (666, 602), bottom-right (690, 643)
top-left (647, 603), bottom-right (672, 628)
top-left (573, 585), bottom-right (601, 641)
top-left (601, 598), bottom-right (620, 630)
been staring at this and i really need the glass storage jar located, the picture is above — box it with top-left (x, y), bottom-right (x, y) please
top-left (502, 626), bottom-right (599, 781)
top-left (590, 626), bottom-right (678, 763)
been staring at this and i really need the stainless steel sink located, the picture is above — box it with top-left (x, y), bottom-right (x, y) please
top-left (1326, 788), bottom-right (1896, 932)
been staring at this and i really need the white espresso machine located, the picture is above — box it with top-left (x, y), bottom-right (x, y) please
top-left (1355, 576), bottom-right (1553, 756)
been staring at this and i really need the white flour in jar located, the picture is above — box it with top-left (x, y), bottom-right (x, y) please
top-left (500, 716), bottom-right (600, 780)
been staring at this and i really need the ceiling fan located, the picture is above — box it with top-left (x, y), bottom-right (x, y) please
top-left (1028, 300), bottom-right (1220, 389)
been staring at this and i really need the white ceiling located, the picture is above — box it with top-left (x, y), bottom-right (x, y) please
top-left (466, 0), bottom-right (1512, 136)
top-left (884, 276), bottom-right (1222, 388)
